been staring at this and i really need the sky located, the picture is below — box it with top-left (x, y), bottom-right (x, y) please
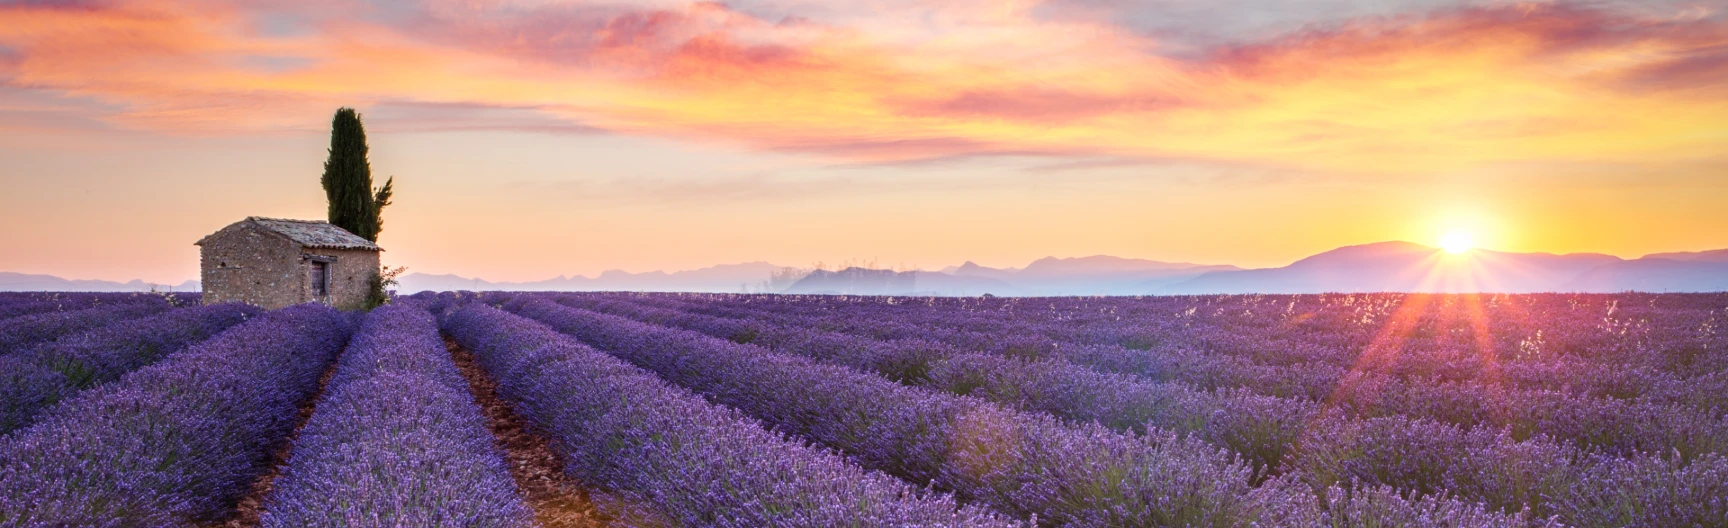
top-left (0, 0), bottom-right (1724, 283)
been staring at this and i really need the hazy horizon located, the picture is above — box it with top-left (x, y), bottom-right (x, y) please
top-left (8, 239), bottom-right (1726, 286)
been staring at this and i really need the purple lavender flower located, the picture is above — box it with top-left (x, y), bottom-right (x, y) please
top-left (442, 302), bottom-right (1017, 527)
top-left (0, 304), bottom-right (351, 526)
top-left (0, 302), bottom-right (260, 434)
top-left (260, 304), bottom-right (531, 527)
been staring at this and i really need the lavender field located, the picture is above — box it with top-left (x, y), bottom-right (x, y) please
top-left (1, 290), bottom-right (1725, 527)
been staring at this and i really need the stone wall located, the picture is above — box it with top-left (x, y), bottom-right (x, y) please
top-left (307, 247), bottom-right (381, 310)
top-left (200, 224), bottom-right (380, 310)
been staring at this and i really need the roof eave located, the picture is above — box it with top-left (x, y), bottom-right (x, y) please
top-left (302, 245), bottom-right (384, 252)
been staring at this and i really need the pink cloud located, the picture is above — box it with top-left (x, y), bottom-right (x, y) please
top-left (1, 0), bottom-right (1726, 167)
top-left (1618, 45), bottom-right (1728, 93)
top-left (893, 88), bottom-right (1187, 123)
top-left (1207, 4), bottom-right (1728, 92)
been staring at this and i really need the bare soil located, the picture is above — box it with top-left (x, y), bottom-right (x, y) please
top-left (446, 336), bottom-right (611, 528)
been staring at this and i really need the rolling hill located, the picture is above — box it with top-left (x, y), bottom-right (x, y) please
top-left (1159, 242), bottom-right (1726, 294)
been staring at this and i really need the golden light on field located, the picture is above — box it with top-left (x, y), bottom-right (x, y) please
top-left (0, 0), bottom-right (1725, 283)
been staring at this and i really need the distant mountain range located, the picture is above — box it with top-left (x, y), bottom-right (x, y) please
top-left (1156, 241), bottom-right (1705, 294)
top-left (1640, 249), bottom-right (1728, 263)
top-left (946, 255), bottom-right (1240, 295)
top-left (1565, 251), bottom-right (1728, 293)
top-left (6, 243), bottom-right (1724, 295)
top-left (783, 268), bottom-right (1021, 296)
top-left (791, 243), bottom-right (1728, 295)
top-left (396, 262), bottom-right (785, 294)
top-left (0, 272), bottom-right (198, 293)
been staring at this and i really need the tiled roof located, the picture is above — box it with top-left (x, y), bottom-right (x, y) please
top-left (200, 217), bottom-right (382, 251)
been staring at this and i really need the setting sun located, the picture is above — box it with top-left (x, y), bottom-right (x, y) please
top-left (1440, 232), bottom-right (1475, 254)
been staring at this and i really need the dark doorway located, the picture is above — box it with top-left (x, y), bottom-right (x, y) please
top-left (310, 261), bottom-right (329, 298)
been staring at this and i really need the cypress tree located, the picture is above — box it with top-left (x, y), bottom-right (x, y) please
top-left (319, 108), bottom-right (392, 242)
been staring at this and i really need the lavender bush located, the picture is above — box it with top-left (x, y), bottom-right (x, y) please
top-left (0, 288), bottom-right (1707, 526)
top-left (260, 304), bottom-right (532, 527)
top-left (560, 293), bottom-right (1316, 472)
top-left (1550, 452), bottom-right (1728, 527)
top-left (0, 302), bottom-right (260, 434)
top-left (610, 293), bottom-right (1728, 448)
top-left (545, 291), bottom-right (1723, 525)
top-left (0, 292), bottom-right (185, 321)
top-left (504, 297), bottom-right (1313, 526)
top-left (0, 303), bottom-right (172, 355)
top-left (443, 302), bottom-right (1015, 527)
top-left (0, 304), bottom-right (350, 526)
top-left (556, 293), bottom-right (1596, 513)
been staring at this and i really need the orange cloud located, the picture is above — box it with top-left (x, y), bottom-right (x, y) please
top-left (892, 88), bottom-right (1188, 123)
top-left (1, 0), bottom-right (1725, 171)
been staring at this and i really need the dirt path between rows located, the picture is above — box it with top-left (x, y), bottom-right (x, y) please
top-left (209, 358), bottom-right (340, 527)
top-left (446, 336), bottom-right (611, 528)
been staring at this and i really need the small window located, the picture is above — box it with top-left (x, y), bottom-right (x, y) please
top-left (310, 261), bottom-right (329, 298)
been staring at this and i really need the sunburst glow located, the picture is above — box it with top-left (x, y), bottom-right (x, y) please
top-left (1441, 231), bottom-right (1475, 254)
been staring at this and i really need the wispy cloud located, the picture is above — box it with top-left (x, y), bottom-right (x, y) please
top-left (892, 88), bottom-right (1188, 123)
top-left (1, 0), bottom-right (1724, 171)
top-left (361, 101), bottom-right (606, 135)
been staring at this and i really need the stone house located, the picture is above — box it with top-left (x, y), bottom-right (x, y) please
top-left (196, 217), bottom-right (382, 309)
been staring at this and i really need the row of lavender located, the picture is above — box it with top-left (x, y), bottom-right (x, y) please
top-left (515, 291), bottom-right (1727, 526)
top-left (488, 295), bottom-right (1558, 527)
top-left (258, 303), bottom-right (532, 526)
top-left (0, 304), bottom-right (350, 524)
top-left (648, 293), bottom-right (1709, 371)
top-left (0, 293), bottom-right (233, 437)
top-left (0, 303), bottom-right (260, 434)
top-left (0, 293), bottom-right (196, 355)
top-left (2, 296), bottom-right (1008, 526)
top-left (630, 292), bottom-right (1728, 407)
top-left (417, 292), bottom-right (1576, 526)
top-left (706, 292), bottom-right (1724, 370)
top-left (572, 293), bottom-right (1728, 459)
top-left (1, 291), bottom-right (1719, 526)
top-left (0, 292), bottom-right (197, 321)
top-left (609, 292), bottom-right (1728, 434)
top-left (441, 299), bottom-right (1018, 526)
